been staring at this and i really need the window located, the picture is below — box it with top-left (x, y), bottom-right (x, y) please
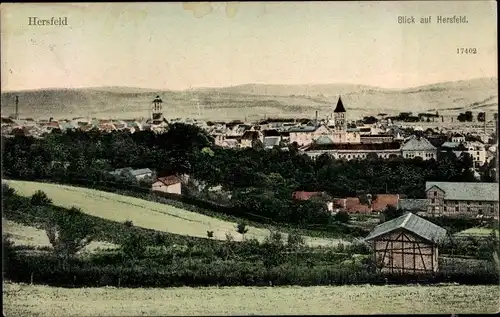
top-left (467, 207), bottom-right (471, 212)
top-left (478, 202), bottom-right (482, 206)
top-left (431, 198), bottom-right (435, 204)
top-left (455, 206), bottom-right (459, 212)
top-left (434, 191), bottom-right (437, 196)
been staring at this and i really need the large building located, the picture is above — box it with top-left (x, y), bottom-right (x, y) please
top-left (425, 181), bottom-right (499, 219)
top-left (401, 136), bottom-right (437, 160)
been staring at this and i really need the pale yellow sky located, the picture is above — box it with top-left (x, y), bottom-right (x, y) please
top-left (1, 1), bottom-right (497, 91)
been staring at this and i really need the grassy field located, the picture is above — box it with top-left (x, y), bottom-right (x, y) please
top-left (2, 218), bottom-right (118, 253)
top-left (456, 227), bottom-right (497, 236)
top-left (4, 180), bottom-right (346, 247)
top-left (3, 282), bottom-right (498, 316)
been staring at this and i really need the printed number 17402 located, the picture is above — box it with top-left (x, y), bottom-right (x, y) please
top-left (457, 48), bottom-right (477, 54)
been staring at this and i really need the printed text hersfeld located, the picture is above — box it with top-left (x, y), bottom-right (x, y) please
top-left (28, 17), bottom-right (68, 26)
top-left (398, 15), bottom-right (468, 24)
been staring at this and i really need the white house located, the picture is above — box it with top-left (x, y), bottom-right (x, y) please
top-left (466, 141), bottom-right (487, 167)
top-left (151, 175), bottom-right (182, 195)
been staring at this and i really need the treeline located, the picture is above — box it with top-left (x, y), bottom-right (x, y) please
top-left (1, 123), bottom-right (494, 228)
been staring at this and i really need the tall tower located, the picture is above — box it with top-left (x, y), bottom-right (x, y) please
top-left (333, 95), bottom-right (346, 132)
top-left (15, 96), bottom-right (19, 120)
top-left (151, 95), bottom-right (163, 124)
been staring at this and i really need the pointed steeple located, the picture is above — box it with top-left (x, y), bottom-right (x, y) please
top-left (334, 95), bottom-right (346, 113)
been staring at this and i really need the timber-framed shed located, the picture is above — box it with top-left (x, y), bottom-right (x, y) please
top-left (364, 212), bottom-right (447, 274)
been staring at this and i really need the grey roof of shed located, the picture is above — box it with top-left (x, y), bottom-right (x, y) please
top-left (425, 181), bottom-right (499, 202)
top-left (364, 212), bottom-right (447, 244)
top-left (130, 168), bottom-right (153, 176)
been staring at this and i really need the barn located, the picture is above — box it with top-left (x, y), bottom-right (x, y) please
top-left (364, 212), bottom-right (447, 274)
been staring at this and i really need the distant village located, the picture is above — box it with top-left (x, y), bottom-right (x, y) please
top-left (2, 94), bottom-right (498, 221)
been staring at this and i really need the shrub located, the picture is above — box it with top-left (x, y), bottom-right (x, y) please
top-left (45, 206), bottom-right (96, 269)
top-left (334, 211), bottom-right (351, 223)
top-left (286, 231), bottom-right (305, 250)
top-left (236, 222), bottom-right (249, 237)
top-left (30, 190), bottom-right (52, 206)
top-left (121, 231), bottom-right (147, 261)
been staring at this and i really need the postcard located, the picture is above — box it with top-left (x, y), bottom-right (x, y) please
top-left (2, 2), bottom-right (498, 316)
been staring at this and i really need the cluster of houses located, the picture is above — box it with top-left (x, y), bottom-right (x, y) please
top-left (2, 95), bottom-right (497, 169)
top-left (112, 162), bottom-right (499, 221)
top-left (292, 181), bottom-right (499, 220)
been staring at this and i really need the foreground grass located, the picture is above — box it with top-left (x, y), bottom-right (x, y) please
top-left (3, 282), bottom-right (498, 316)
top-left (4, 180), bottom-right (346, 247)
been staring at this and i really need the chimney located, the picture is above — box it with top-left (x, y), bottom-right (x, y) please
top-left (484, 112), bottom-right (487, 134)
top-left (15, 96), bottom-right (19, 120)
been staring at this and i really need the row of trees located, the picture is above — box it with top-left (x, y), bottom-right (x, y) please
top-left (1, 123), bottom-right (495, 227)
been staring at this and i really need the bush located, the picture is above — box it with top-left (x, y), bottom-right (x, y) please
top-left (45, 206), bottom-right (96, 268)
top-left (30, 190), bottom-right (52, 206)
top-left (334, 211), bottom-right (350, 223)
top-left (121, 231), bottom-right (147, 261)
top-left (5, 252), bottom-right (498, 288)
top-left (287, 231), bottom-right (305, 250)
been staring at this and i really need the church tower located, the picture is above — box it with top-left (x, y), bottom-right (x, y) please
top-left (152, 95), bottom-right (164, 124)
top-left (333, 95), bottom-right (346, 132)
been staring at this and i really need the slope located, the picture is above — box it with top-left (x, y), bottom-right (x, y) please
top-left (4, 180), bottom-right (346, 247)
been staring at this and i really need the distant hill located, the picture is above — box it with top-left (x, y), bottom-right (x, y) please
top-left (1, 77), bottom-right (497, 121)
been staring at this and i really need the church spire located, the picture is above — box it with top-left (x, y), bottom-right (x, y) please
top-left (334, 95), bottom-right (346, 113)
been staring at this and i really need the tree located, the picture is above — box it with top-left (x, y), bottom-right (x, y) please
top-left (381, 205), bottom-right (403, 222)
top-left (45, 206), bottom-right (96, 269)
top-left (121, 230), bottom-right (147, 261)
top-left (236, 221), bottom-right (249, 239)
top-left (262, 231), bottom-right (285, 268)
top-left (286, 230), bottom-right (305, 250)
top-left (477, 112), bottom-right (486, 122)
top-left (207, 230), bottom-right (214, 239)
top-left (334, 211), bottom-right (351, 223)
top-left (251, 139), bottom-right (264, 151)
top-left (30, 190), bottom-right (52, 206)
top-left (362, 116), bottom-right (378, 125)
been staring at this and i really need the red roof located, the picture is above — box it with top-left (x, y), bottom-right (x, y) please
top-left (292, 191), bottom-right (324, 200)
top-left (345, 197), bottom-right (371, 213)
top-left (156, 175), bottom-right (182, 186)
top-left (45, 121), bottom-right (60, 127)
top-left (371, 194), bottom-right (399, 211)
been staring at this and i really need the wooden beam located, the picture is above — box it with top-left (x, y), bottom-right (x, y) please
top-left (416, 240), bottom-right (428, 272)
top-left (401, 230), bottom-right (405, 274)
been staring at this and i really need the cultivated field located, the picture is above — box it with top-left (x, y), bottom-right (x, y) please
top-left (2, 218), bottom-right (118, 252)
top-left (4, 180), bottom-right (346, 247)
top-left (3, 282), bottom-right (498, 316)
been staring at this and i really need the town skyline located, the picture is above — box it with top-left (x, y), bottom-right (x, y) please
top-left (1, 1), bottom-right (497, 91)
